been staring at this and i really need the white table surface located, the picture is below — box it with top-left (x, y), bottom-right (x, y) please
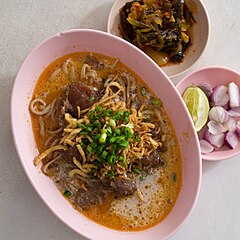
top-left (1, 0), bottom-right (240, 239)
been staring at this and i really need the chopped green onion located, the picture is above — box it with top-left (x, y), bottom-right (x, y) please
top-left (113, 114), bottom-right (121, 120)
top-left (88, 96), bottom-right (95, 102)
top-left (97, 145), bottom-right (104, 152)
top-left (102, 129), bottom-right (107, 134)
top-left (134, 168), bottom-right (141, 175)
top-left (103, 109), bottom-right (113, 117)
top-left (151, 97), bottom-right (162, 106)
top-left (86, 124), bottom-right (93, 132)
top-left (96, 113), bottom-right (102, 118)
top-left (173, 172), bottom-right (177, 182)
top-left (89, 110), bottom-right (97, 120)
top-left (95, 105), bottom-right (102, 112)
top-left (99, 133), bottom-right (107, 143)
top-left (134, 132), bottom-right (141, 142)
top-left (116, 136), bottom-right (125, 143)
top-left (93, 120), bottom-right (102, 129)
top-left (87, 145), bottom-right (92, 153)
top-left (108, 155), bottom-right (116, 165)
top-left (114, 129), bottom-right (121, 136)
top-left (101, 150), bottom-right (108, 159)
top-left (93, 133), bottom-right (100, 141)
top-left (125, 127), bottom-right (131, 133)
top-left (117, 110), bottom-right (124, 116)
top-left (118, 156), bottom-right (127, 167)
top-left (77, 123), bottom-right (85, 129)
top-left (109, 119), bottom-right (116, 127)
top-left (108, 170), bottom-right (115, 179)
top-left (106, 126), bottom-right (112, 135)
top-left (122, 161), bottom-right (127, 167)
top-left (119, 140), bottom-right (129, 148)
top-left (90, 142), bottom-right (97, 148)
top-left (123, 116), bottom-right (128, 122)
top-left (135, 136), bottom-right (141, 141)
top-left (140, 175), bottom-right (146, 181)
top-left (124, 111), bottom-right (130, 117)
top-left (63, 190), bottom-right (71, 197)
top-left (109, 137), bottom-right (116, 143)
top-left (80, 131), bottom-right (88, 135)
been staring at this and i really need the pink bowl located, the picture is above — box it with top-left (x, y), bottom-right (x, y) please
top-left (176, 66), bottom-right (240, 161)
top-left (11, 29), bottom-right (201, 240)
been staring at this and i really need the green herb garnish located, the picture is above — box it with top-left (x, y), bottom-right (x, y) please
top-left (134, 168), bottom-right (141, 175)
top-left (88, 96), bottom-right (95, 102)
top-left (63, 190), bottom-right (71, 197)
top-left (173, 172), bottom-right (177, 182)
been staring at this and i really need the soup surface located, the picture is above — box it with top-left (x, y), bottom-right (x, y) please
top-left (30, 52), bottom-right (182, 231)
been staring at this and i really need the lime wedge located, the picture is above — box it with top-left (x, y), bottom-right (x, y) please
top-left (182, 86), bottom-right (210, 132)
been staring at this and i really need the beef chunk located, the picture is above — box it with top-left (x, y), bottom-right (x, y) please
top-left (53, 81), bottom-right (101, 135)
top-left (54, 97), bottom-right (72, 127)
top-left (67, 82), bottom-right (100, 117)
top-left (142, 149), bottom-right (164, 172)
top-left (61, 146), bottom-right (81, 163)
top-left (54, 82), bottom-right (100, 124)
top-left (85, 55), bottom-right (105, 70)
top-left (110, 178), bottom-right (137, 197)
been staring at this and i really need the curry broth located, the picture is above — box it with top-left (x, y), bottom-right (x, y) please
top-left (30, 52), bottom-right (182, 231)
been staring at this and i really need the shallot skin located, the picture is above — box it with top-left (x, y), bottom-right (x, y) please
top-left (228, 82), bottom-right (240, 108)
top-left (198, 83), bottom-right (213, 97)
top-left (203, 129), bottom-right (225, 150)
top-left (235, 121), bottom-right (240, 137)
top-left (210, 85), bottom-right (229, 107)
top-left (207, 120), bottom-right (226, 135)
top-left (208, 106), bottom-right (228, 124)
top-left (225, 131), bottom-right (238, 149)
top-left (199, 139), bottom-right (214, 154)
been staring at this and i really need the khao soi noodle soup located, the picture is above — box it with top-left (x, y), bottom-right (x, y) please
top-left (30, 52), bottom-right (182, 231)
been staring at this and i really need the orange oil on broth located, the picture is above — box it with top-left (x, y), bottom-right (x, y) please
top-left (30, 52), bottom-right (182, 231)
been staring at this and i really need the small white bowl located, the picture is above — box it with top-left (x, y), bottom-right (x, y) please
top-left (107, 0), bottom-right (210, 78)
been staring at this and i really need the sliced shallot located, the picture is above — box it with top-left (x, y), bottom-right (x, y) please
top-left (207, 120), bottom-right (226, 135)
top-left (235, 121), bottom-right (240, 137)
top-left (203, 129), bottom-right (225, 150)
top-left (227, 107), bottom-right (240, 118)
top-left (225, 131), bottom-right (238, 149)
top-left (199, 139), bottom-right (214, 154)
top-left (228, 82), bottom-right (240, 108)
top-left (198, 83), bottom-right (213, 97)
top-left (210, 133), bottom-right (225, 150)
top-left (208, 106), bottom-right (229, 123)
top-left (223, 117), bottom-right (237, 132)
top-left (210, 85), bottom-right (229, 106)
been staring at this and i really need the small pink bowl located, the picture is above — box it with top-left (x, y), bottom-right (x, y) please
top-left (176, 66), bottom-right (240, 161)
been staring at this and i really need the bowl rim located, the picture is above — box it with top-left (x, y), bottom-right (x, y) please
top-left (176, 65), bottom-right (240, 161)
top-left (107, 0), bottom-right (211, 78)
top-left (11, 28), bottom-right (202, 240)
